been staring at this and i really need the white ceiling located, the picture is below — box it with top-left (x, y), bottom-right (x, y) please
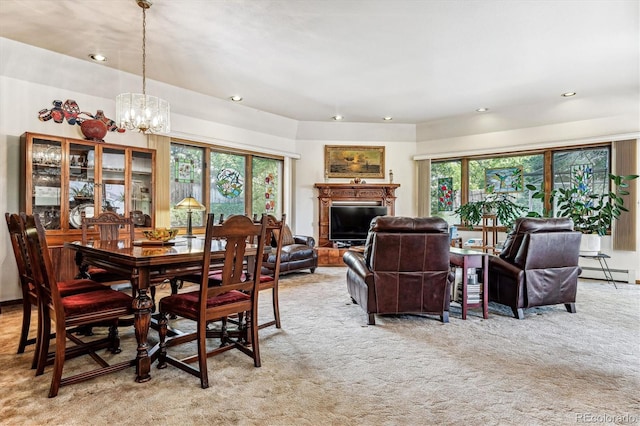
top-left (0, 0), bottom-right (638, 127)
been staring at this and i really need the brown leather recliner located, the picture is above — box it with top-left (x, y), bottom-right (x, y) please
top-left (488, 217), bottom-right (582, 319)
top-left (342, 216), bottom-right (453, 325)
top-left (262, 223), bottom-right (318, 275)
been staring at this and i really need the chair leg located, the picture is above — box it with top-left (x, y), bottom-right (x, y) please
top-left (512, 307), bottom-right (524, 319)
top-left (108, 323), bottom-right (122, 354)
top-left (367, 313), bottom-right (375, 325)
top-left (48, 320), bottom-right (67, 398)
top-left (565, 303), bottom-right (576, 313)
top-left (17, 299), bottom-right (32, 354)
top-left (441, 311), bottom-right (449, 323)
top-left (197, 318), bottom-right (209, 389)
top-left (169, 278), bottom-right (182, 295)
top-left (248, 312), bottom-right (260, 368)
top-left (272, 287), bottom-right (281, 329)
top-left (36, 310), bottom-right (51, 376)
top-left (157, 313), bottom-right (168, 369)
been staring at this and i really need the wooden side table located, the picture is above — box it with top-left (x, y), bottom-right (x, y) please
top-left (449, 247), bottom-right (489, 319)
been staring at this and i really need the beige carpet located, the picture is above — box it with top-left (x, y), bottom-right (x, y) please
top-left (1, 267), bottom-right (639, 425)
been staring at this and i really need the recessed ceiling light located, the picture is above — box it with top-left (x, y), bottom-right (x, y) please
top-left (332, 115), bottom-right (344, 121)
top-left (561, 92), bottom-right (577, 97)
top-left (89, 53), bottom-right (107, 62)
top-left (476, 107), bottom-right (489, 112)
top-left (382, 116), bottom-right (393, 121)
top-left (230, 95), bottom-right (243, 102)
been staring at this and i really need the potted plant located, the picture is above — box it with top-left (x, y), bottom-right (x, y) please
top-left (455, 192), bottom-right (527, 230)
top-left (526, 173), bottom-right (638, 254)
top-left (70, 182), bottom-right (94, 203)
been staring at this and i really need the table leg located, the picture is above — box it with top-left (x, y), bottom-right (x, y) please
top-left (598, 256), bottom-right (617, 289)
top-left (132, 270), bottom-right (153, 383)
top-left (462, 255), bottom-right (468, 320)
top-left (482, 255), bottom-right (489, 319)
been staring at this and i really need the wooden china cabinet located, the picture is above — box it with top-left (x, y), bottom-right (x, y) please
top-left (20, 132), bottom-right (156, 280)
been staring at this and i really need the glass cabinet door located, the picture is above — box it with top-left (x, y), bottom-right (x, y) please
top-left (31, 138), bottom-right (62, 230)
top-left (68, 142), bottom-right (97, 228)
top-left (131, 150), bottom-right (153, 227)
top-left (101, 147), bottom-right (126, 217)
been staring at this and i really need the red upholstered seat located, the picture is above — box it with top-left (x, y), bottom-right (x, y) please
top-left (58, 279), bottom-right (106, 297)
top-left (159, 290), bottom-right (249, 316)
top-left (61, 289), bottom-right (134, 317)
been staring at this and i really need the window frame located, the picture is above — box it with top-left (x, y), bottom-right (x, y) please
top-left (170, 139), bottom-right (284, 231)
top-left (430, 143), bottom-right (612, 231)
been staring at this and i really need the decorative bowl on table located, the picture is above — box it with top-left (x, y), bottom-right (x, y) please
top-left (142, 228), bottom-right (179, 242)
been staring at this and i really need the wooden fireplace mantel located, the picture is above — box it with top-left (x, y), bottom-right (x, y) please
top-left (314, 183), bottom-right (400, 247)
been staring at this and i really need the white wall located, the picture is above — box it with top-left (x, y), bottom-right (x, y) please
top-left (292, 121), bottom-right (417, 238)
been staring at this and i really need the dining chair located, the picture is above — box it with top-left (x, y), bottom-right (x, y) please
top-left (204, 214), bottom-right (285, 330)
top-left (5, 213), bottom-right (105, 370)
top-left (79, 210), bottom-right (136, 284)
top-left (255, 214), bottom-right (285, 329)
top-left (176, 214), bottom-right (284, 329)
top-left (168, 212), bottom-right (226, 296)
top-left (156, 214), bottom-right (268, 389)
top-left (21, 213), bottom-right (135, 397)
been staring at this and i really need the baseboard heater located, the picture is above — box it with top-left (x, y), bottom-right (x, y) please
top-left (579, 266), bottom-right (634, 284)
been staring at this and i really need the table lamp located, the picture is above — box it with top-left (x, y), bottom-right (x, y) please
top-left (175, 196), bottom-right (206, 238)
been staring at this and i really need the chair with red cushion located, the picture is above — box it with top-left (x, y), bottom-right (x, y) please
top-left (180, 214), bottom-right (285, 329)
top-left (5, 212), bottom-right (105, 370)
top-left (21, 213), bottom-right (135, 397)
top-left (79, 211), bottom-right (136, 284)
top-left (156, 214), bottom-right (268, 389)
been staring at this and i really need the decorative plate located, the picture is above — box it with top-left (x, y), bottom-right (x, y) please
top-left (69, 203), bottom-right (94, 229)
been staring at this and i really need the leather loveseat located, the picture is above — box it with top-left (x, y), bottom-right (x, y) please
top-left (262, 223), bottom-right (318, 275)
top-left (488, 217), bottom-right (582, 319)
top-left (342, 216), bottom-right (453, 325)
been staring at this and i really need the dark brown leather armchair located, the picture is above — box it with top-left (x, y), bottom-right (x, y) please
top-left (488, 217), bottom-right (582, 319)
top-left (262, 223), bottom-right (318, 275)
top-left (342, 216), bottom-right (453, 325)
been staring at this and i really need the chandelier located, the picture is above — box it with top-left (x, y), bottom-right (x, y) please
top-left (116, 0), bottom-right (170, 134)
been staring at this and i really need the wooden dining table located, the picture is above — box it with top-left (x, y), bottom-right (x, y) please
top-left (64, 237), bottom-right (263, 383)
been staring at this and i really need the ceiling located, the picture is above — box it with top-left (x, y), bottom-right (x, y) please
top-left (0, 0), bottom-right (638, 127)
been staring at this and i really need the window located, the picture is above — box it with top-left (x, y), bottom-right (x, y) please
top-left (170, 142), bottom-right (283, 228)
top-left (210, 151), bottom-right (246, 217)
top-left (468, 154), bottom-right (544, 214)
top-left (430, 160), bottom-right (461, 226)
top-left (552, 147), bottom-right (610, 212)
top-left (252, 157), bottom-right (282, 218)
top-left (170, 144), bottom-right (204, 227)
top-left (430, 144), bottom-right (611, 227)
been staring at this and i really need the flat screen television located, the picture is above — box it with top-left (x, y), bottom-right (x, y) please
top-left (329, 205), bottom-right (388, 244)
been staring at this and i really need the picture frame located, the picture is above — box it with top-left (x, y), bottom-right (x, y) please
top-left (175, 160), bottom-right (194, 183)
top-left (324, 145), bottom-right (385, 179)
top-left (484, 166), bottom-right (523, 193)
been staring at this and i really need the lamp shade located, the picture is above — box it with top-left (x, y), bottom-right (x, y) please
top-left (175, 196), bottom-right (206, 211)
